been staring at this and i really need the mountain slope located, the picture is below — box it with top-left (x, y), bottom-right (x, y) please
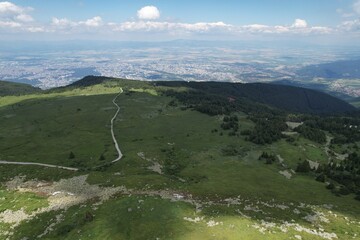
top-left (156, 81), bottom-right (356, 114)
top-left (271, 79), bottom-right (355, 101)
top-left (67, 76), bottom-right (356, 114)
top-left (0, 76), bottom-right (359, 239)
top-left (0, 80), bottom-right (41, 96)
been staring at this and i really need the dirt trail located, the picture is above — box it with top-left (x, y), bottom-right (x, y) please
top-left (110, 89), bottom-right (123, 163)
top-left (0, 161), bottom-right (78, 171)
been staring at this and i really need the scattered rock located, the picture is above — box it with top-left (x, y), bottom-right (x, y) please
top-left (279, 170), bottom-right (292, 179)
top-left (207, 220), bottom-right (222, 227)
top-left (183, 217), bottom-right (204, 223)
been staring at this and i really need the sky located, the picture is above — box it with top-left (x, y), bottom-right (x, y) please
top-left (0, 0), bottom-right (360, 44)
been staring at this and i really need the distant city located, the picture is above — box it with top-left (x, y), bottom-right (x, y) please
top-left (0, 41), bottom-right (359, 97)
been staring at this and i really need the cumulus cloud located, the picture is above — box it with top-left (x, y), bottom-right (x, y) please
top-left (0, 20), bottom-right (21, 27)
top-left (292, 19), bottom-right (307, 28)
top-left (26, 26), bottom-right (45, 33)
top-left (51, 16), bottom-right (103, 30)
top-left (339, 19), bottom-right (360, 31)
top-left (0, 1), bottom-right (27, 14)
top-left (81, 16), bottom-right (102, 27)
top-left (47, 16), bottom-right (335, 36)
top-left (52, 17), bottom-right (76, 28)
top-left (336, 1), bottom-right (360, 32)
top-left (16, 13), bottom-right (33, 22)
top-left (0, 2), bottom-right (355, 38)
top-left (113, 21), bottom-right (231, 33)
top-left (241, 19), bottom-right (331, 34)
top-left (137, 6), bottom-right (160, 20)
top-left (0, 1), bottom-right (33, 26)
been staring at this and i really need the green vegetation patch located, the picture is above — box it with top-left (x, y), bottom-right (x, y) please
top-left (0, 188), bottom-right (48, 213)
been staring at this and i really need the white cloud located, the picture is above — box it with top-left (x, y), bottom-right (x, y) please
top-left (52, 17), bottom-right (76, 28)
top-left (51, 16), bottom-right (103, 29)
top-left (0, 2), bottom-right (34, 26)
top-left (0, 20), bottom-right (21, 28)
top-left (16, 13), bottom-right (33, 22)
top-left (113, 21), bottom-right (232, 33)
top-left (308, 26), bottom-right (332, 34)
top-left (0, 3), bottom-right (354, 38)
top-left (0, 1), bottom-right (24, 14)
top-left (47, 17), bottom-right (335, 36)
top-left (81, 16), bottom-right (102, 27)
top-left (240, 19), bottom-right (330, 35)
top-left (339, 19), bottom-right (360, 31)
top-left (292, 19), bottom-right (307, 28)
top-left (242, 24), bottom-right (272, 33)
top-left (137, 6), bottom-right (160, 20)
top-left (354, 0), bottom-right (360, 15)
top-left (26, 26), bottom-right (45, 33)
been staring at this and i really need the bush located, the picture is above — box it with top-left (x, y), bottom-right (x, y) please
top-left (57, 224), bottom-right (75, 236)
top-left (326, 182), bottom-right (335, 190)
top-left (315, 174), bottom-right (326, 182)
top-left (99, 154), bottom-right (105, 161)
top-left (222, 145), bottom-right (239, 156)
top-left (258, 152), bottom-right (276, 164)
top-left (339, 186), bottom-right (351, 195)
top-left (355, 194), bottom-right (360, 201)
top-left (296, 160), bottom-right (311, 173)
top-left (68, 151), bottom-right (75, 159)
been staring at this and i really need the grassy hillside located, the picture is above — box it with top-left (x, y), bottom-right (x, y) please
top-left (0, 80), bottom-right (41, 96)
top-left (0, 77), bottom-right (359, 239)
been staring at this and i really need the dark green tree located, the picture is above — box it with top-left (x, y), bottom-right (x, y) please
top-left (296, 160), bottom-right (311, 173)
top-left (69, 151), bottom-right (75, 159)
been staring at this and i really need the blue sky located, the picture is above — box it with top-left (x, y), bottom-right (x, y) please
top-left (7, 0), bottom-right (353, 25)
top-left (1, 0), bottom-right (360, 43)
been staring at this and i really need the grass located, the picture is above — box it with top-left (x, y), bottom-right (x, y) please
top-left (10, 193), bottom-right (359, 239)
top-left (88, 90), bottom-right (360, 215)
top-left (0, 80), bottom-right (41, 97)
top-left (0, 80), bottom-right (359, 239)
top-left (0, 188), bottom-right (48, 213)
top-left (0, 94), bottom-right (117, 167)
top-left (270, 137), bottom-right (328, 168)
top-left (11, 196), bottom-right (192, 240)
top-left (0, 84), bottom-right (122, 108)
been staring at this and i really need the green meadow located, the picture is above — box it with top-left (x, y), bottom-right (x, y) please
top-left (0, 79), bottom-right (359, 239)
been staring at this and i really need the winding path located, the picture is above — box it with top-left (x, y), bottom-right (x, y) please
top-left (110, 89), bottom-right (123, 163)
top-left (0, 161), bottom-right (78, 171)
top-left (0, 89), bottom-right (124, 171)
